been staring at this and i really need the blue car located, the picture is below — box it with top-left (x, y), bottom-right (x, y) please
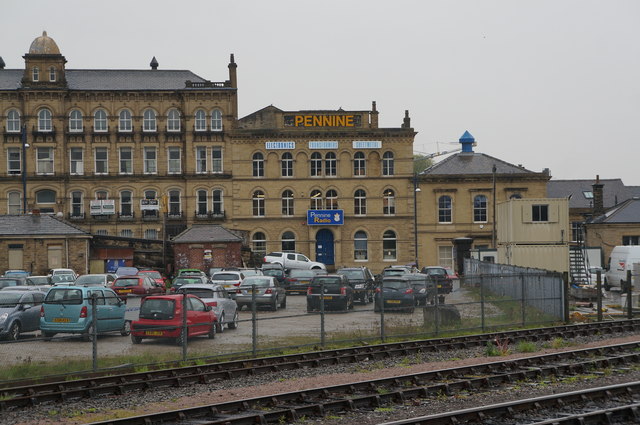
top-left (0, 290), bottom-right (45, 340)
top-left (40, 286), bottom-right (130, 341)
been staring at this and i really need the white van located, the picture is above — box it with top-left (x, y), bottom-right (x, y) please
top-left (605, 246), bottom-right (640, 290)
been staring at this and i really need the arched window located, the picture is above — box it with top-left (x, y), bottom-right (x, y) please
top-left (310, 152), bottom-right (322, 176)
top-left (69, 110), bottom-right (83, 132)
top-left (382, 151), bottom-right (394, 176)
top-left (212, 189), bottom-right (224, 215)
top-left (325, 152), bottom-right (337, 176)
top-left (143, 190), bottom-right (158, 218)
top-left (37, 109), bottom-right (52, 132)
top-left (510, 193), bottom-right (522, 199)
top-left (326, 189), bottom-right (338, 210)
top-left (252, 190), bottom-right (265, 217)
top-left (252, 152), bottom-right (264, 177)
top-left (32, 67), bottom-right (39, 82)
top-left (281, 231), bottom-right (296, 252)
top-left (94, 109), bottom-right (108, 132)
top-left (70, 191), bottom-right (83, 218)
top-left (167, 108), bottom-right (181, 132)
top-left (211, 109), bottom-right (222, 131)
top-left (354, 230), bottom-right (368, 260)
top-left (143, 109), bottom-right (156, 132)
top-left (194, 109), bottom-right (206, 131)
top-left (49, 67), bottom-right (56, 82)
top-left (473, 195), bottom-right (488, 222)
top-left (118, 110), bottom-right (132, 132)
top-left (119, 190), bottom-right (133, 217)
top-left (95, 190), bottom-right (108, 200)
top-left (354, 189), bottom-right (366, 215)
top-left (282, 190), bottom-right (294, 216)
top-left (383, 189), bottom-right (395, 215)
top-left (196, 190), bottom-right (208, 216)
top-left (36, 189), bottom-right (56, 204)
top-left (383, 230), bottom-right (397, 260)
top-left (353, 151), bottom-right (366, 176)
top-left (281, 152), bottom-right (293, 177)
top-left (168, 190), bottom-right (181, 217)
top-left (252, 232), bottom-right (266, 256)
top-left (6, 109), bottom-right (21, 133)
top-left (310, 189), bottom-right (323, 209)
top-left (438, 195), bottom-right (452, 223)
top-left (8, 191), bottom-right (21, 214)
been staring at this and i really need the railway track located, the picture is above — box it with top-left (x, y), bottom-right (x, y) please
top-left (1, 320), bottom-right (639, 412)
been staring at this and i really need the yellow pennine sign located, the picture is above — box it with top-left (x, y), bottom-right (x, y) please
top-left (286, 114), bottom-right (358, 127)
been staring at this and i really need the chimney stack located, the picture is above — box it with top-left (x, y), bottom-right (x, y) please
top-left (592, 175), bottom-right (604, 216)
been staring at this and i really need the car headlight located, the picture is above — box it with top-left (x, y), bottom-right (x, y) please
top-left (0, 312), bottom-right (8, 322)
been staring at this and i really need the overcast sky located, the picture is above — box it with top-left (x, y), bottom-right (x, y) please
top-left (2, 0), bottom-right (638, 185)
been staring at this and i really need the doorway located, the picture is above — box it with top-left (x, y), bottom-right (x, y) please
top-left (315, 229), bottom-right (334, 265)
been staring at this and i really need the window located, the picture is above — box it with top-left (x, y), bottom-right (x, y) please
top-left (211, 109), bottom-right (222, 131)
top-left (194, 110), bottom-right (206, 131)
top-left (116, 147), bottom-right (131, 174)
top-left (36, 189), bottom-right (56, 204)
top-left (212, 189), bottom-right (223, 215)
top-left (196, 147), bottom-right (207, 173)
top-left (70, 148), bottom-right (83, 175)
top-left (95, 229), bottom-right (108, 236)
top-left (118, 110), bottom-right (132, 132)
top-left (37, 109), bottom-right (52, 132)
top-left (252, 232), bottom-right (266, 256)
top-left (310, 152), bottom-right (322, 176)
top-left (310, 190), bottom-right (323, 209)
top-left (196, 190), bottom-right (208, 216)
top-left (32, 67), bottom-right (39, 82)
top-left (510, 193), bottom-right (522, 199)
top-left (120, 191), bottom-right (132, 217)
top-left (36, 148), bottom-right (54, 174)
top-left (167, 109), bottom-right (180, 132)
top-left (281, 231), bottom-right (296, 252)
top-left (326, 190), bottom-right (338, 210)
top-left (144, 147), bottom-right (157, 174)
top-left (583, 191), bottom-right (594, 199)
top-left (94, 109), bottom-right (108, 132)
top-left (383, 230), bottom-right (397, 260)
top-left (382, 151), bottom-right (394, 176)
top-left (571, 221), bottom-right (584, 243)
top-left (49, 67), bottom-right (56, 82)
top-left (94, 147), bottom-right (108, 174)
top-left (532, 204), bottom-right (549, 222)
top-left (70, 191), bottom-right (83, 217)
top-left (281, 152), bottom-right (293, 177)
top-left (325, 152), bottom-right (337, 176)
top-left (623, 236), bottom-right (639, 245)
top-left (69, 110), bottom-right (83, 132)
top-left (6, 109), bottom-right (21, 132)
top-left (353, 151), bottom-right (366, 176)
top-left (212, 146), bottom-right (223, 173)
top-left (8, 191), bottom-right (21, 214)
top-left (144, 229), bottom-right (158, 240)
top-left (143, 109), bottom-right (156, 132)
top-left (95, 190), bottom-right (108, 200)
top-left (7, 148), bottom-right (21, 175)
top-left (167, 147), bottom-right (181, 174)
top-left (143, 190), bottom-right (158, 218)
top-left (120, 229), bottom-right (133, 238)
top-left (383, 189), bottom-right (395, 215)
top-left (168, 190), bottom-right (181, 217)
top-left (252, 153), bottom-right (264, 177)
top-left (354, 230), bottom-right (368, 260)
top-left (438, 195), bottom-right (452, 223)
top-left (473, 195), bottom-right (488, 222)
top-left (354, 189), bottom-right (366, 215)
top-left (281, 190), bottom-right (294, 216)
top-left (252, 190), bottom-right (265, 217)
top-left (438, 246), bottom-right (454, 269)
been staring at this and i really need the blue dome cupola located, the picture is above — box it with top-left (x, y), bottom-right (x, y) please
top-left (459, 130), bottom-right (475, 153)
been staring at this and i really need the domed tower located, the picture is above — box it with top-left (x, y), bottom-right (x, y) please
top-left (22, 31), bottom-right (67, 87)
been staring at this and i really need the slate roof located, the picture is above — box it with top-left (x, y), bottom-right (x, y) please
top-left (0, 69), bottom-right (226, 91)
top-left (547, 179), bottom-right (640, 209)
top-left (420, 152), bottom-right (536, 176)
top-left (172, 225), bottom-right (243, 243)
top-left (590, 198), bottom-right (640, 224)
top-left (0, 215), bottom-right (90, 237)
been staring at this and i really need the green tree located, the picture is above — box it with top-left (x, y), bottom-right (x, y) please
top-left (413, 154), bottom-right (433, 174)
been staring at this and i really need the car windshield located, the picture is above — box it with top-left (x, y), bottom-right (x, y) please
top-left (179, 288), bottom-right (214, 299)
top-left (76, 275), bottom-right (105, 284)
top-left (262, 269), bottom-right (283, 277)
top-left (241, 277), bottom-right (271, 288)
top-left (311, 277), bottom-right (342, 286)
top-left (241, 270), bottom-right (261, 277)
top-left (45, 288), bottom-right (84, 304)
top-left (27, 277), bottom-right (49, 285)
top-left (383, 269), bottom-right (406, 276)
top-left (139, 299), bottom-right (175, 320)
top-left (212, 273), bottom-right (240, 281)
top-left (4, 271), bottom-right (28, 277)
top-left (51, 274), bottom-right (75, 283)
top-left (139, 271), bottom-right (162, 279)
top-left (289, 270), bottom-right (315, 278)
top-left (114, 278), bottom-right (139, 287)
top-left (173, 278), bottom-right (201, 285)
top-left (0, 292), bottom-right (22, 308)
top-left (337, 270), bottom-right (364, 279)
top-left (382, 280), bottom-right (408, 290)
top-left (425, 268), bottom-right (446, 276)
top-left (0, 279), bottom-right (21, 287)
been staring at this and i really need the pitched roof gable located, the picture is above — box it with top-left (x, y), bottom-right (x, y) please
top-left (0, 215), bottom-right (90, 237)
top-left (421, 152), bottom-right (535, 176)
top-left (590, 198), bottom-right (640, 224)
top-left (172, 225), bottom-right (243, 243)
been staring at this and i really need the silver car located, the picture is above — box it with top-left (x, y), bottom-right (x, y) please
top-left (177, 283), bottom-right (238, 332)
top-left (74, 273), bottom-right (117, 287)
top-left (0, 290), bottom-right (46, 340)
top-left (236, 276), bottom-right (286, 311)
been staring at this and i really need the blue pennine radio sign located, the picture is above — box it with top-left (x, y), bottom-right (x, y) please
top-left (307, 209), bottom-right (344, 225)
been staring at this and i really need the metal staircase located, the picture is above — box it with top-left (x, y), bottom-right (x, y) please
top-left (569, 229), bottom-right (590, 285)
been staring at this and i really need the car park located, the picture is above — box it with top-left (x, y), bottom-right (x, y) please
top-left (402, 273), bottom-right (437, 306)
top-left (306, 274), bottom-right (354, 312)
top-left (74, 273), bottom-right (117, 287)
top-left (110, 275), bottom-right (164, 300)
top-left (130, 294), bottom-right (217, 345)
top-left (420, 266), bottom-right (453, 294)
top-left (236, 276), bottom-right (286, 311)
top-left (335, 267), bottom-right (375, 304)
top-left (0, 290), bottom-right (45, 340)
top-left (0, 277), bottom-right (27, 290)
top-left (261, 263), bottom-right (286, 285)
top-left (177, 284), bottom-right (238, 332)
top-left (374, 277), bottom-right (415, 313)
top-left (285, 269), bottom-right (320, 294)
top-left (263, 252), bottom-right (326, 270)
top-left (210, 271), bottom-right (245, 298)
top-left (138, 270), bottom-right (167, 290)
top-left (40, 286), bottom-right (129, 341)
top-left (170, 275), bottom-right (209, 293)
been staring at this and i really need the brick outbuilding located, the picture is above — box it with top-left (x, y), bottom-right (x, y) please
top-left (172, 225), bottom-right (243, 274)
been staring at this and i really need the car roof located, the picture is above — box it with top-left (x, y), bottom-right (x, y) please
top-left (179, 283), bottom-right (216, 289)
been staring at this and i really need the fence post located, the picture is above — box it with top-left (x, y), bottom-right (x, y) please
top-left (379, 280), bottom-right (385, 343)
top-left (520, 274), bottom-right (526, 327)
top-left (627, 270), bottom-right (633, 320)
top-left (251, 284), bottom-right (257, 357)
top-left (562, 272), bottom-right (570, 323)
top-left (480, 274), bottom-right (485, 332)
top-left (320, 282), bottom-right (325, 347)
top-left (596, 270), bottom-right (603, 322)
top-left (434, 285), bottom-right (440, 336)
top-left (181, 293), bottom-right (187, 361)
top-left (91, 292), bottom-right (98, 372)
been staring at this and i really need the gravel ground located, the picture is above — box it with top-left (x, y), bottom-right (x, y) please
top-left (5, 332), bottom-right (640, 425)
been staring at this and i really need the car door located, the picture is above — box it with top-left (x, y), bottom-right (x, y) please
top-left (187, 296), bottom-right (209, 336)
top-left (18, 292), bottom-right (40, 332)
top-left (87, 289), bottom-right (109, 331)
top-left (104, 289), bottom-right (125, 330)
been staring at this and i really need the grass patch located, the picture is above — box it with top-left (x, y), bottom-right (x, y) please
top-left (516, 341), bottom-right (538, 353)
top-left (374, 407), bottom-right (395, 413)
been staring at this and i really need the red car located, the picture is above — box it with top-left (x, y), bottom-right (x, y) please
top-left (130, 294), bottom-right (217, 345)
top-left (110, 275), bottom-right (164, 300)
top-left (138, 269), bottom-right (167, 290)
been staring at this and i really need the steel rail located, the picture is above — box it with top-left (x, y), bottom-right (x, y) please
top-left (1, 320), bottom-right (639, 411)
top-left (79, 341), bottom-right (640, 425)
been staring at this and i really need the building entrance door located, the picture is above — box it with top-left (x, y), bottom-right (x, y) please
top-left (315, 229), bottom-right (334, 265)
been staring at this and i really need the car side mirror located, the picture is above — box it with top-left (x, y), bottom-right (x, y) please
top-left (206, 305), bottom-right (212, 311)
top-left (19, 304), bottom-right (31, 311)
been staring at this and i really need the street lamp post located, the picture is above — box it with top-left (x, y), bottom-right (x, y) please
top-left (21, 125), bottom-right (29, 214)
top-left (413, 174), bottom-right (421, 269)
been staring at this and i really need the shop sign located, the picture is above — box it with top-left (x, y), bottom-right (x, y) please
top-left (308, 141), bottom-right (338, 149)
top-left (90, 199), bottom-right (115, 215)
top-left (266, 141), bottom-right (296, 150)
top-left (353, 140), bottom-right (382, 149)
top-left (284, 114), bottom-right (362, 127)
top-left (140, 199), bottom-right (159, 211)
top-left (307, 209), bottom-right (344, 225)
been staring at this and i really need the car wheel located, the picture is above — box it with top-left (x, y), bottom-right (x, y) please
top-left (7, 322), bottom-right (20, 341)
top-left (120, 320), bottom-right (131, 336)
top-left (131, 335), bottom-right (142, 344)
top-left (227, 311), bottom-right (239, 329)
top-left (82, 324), bottom-right (95, 342)
top-left (217, 314), bottom-right (225, 333)
top-left (281, 296), bottom-right (287, 309)
top-left (271, 298), bottom-right (278, 311)
top-left (208, 322), bottom-right (216, 339)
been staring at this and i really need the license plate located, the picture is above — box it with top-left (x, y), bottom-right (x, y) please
top-left (145, 331), bottom-right (163, 336)
top-left (323, 296), bottom-right (333, 300)
top-left (437, 285), bottom-right (442, 288)
top-left (53, 317), bottom-right (70, 323)
top-left (386, 300), bottom-right (401, 304)
top-left (119, 289), bottom-right (132, 293)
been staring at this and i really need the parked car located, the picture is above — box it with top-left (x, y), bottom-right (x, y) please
top-left (40, 286), bottom-right (129, 341)
top-left (0, 290), bottom-right (45, 340)
top-left (25, 275), bottom-right (52, 286)
top-left (374, 277), bottom-right (415, 313)
top-left (336, 267), bottom-right (375, 304)
top-left (306, 274), bottom-right (354, 312)
top-left (110, 275), bottom-right (164, 300)
top-left (177, 284), bottom-right (238, 332)
top-left (114, 266), bottom-right (139, 277)
top-left (170, 275), bottom-right (210, 293)
top-left (0, 277), bottom-right (27, 290)
top-left (74, 273), bottom-right (117, 287)
top-left (402, 273), bottom-right (437, 306)
top-left (177, 268), bottom-right (207, 278)
top-left (3, 270), bottom-right (31, 278)
top-left (420, 266), bottom-right (453, 294)
top-left (605, 245), bottom-right (640, 290)
top-left (210, 271), bottom-right (245, 298)
top-left (236, 276), bottom-right (286, 311)
top-left (51, 274), bottom-right (77, 285)
top-left (285, 269), bottom-right (320, 294)
top-left (261, 263), bottom-right (286, 286)
top-left (239, 268), bottom-right (263, 278)
top-left (138, 270), bottom-right (167, 290)
top-left (208, 267), bottom-right (224, 278)
top-left (48, 268), bottom-right (78, 280)
top-left (263, 252), bottom-right (326, 270)
top-left (130, 294), bottom-right (217, 345)
top-left (377, 266), bottom-right (414, 283)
